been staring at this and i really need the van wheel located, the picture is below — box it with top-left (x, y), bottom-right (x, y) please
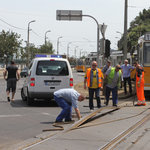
top-left (27, 90), bottom-right (34, 106)
top-left (21, 88), bottom-right (27, 101)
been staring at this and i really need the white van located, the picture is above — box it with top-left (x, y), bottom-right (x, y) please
top-left (21, 57), bottom-right (73, 105)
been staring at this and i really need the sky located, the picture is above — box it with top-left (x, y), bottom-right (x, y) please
top-left (0, 0), bottom-right (150, 58)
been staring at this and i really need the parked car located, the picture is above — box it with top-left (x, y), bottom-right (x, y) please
top-left (20, 67), bottom-right (28, 77)
top-left (21, 57), bottom-right (73, 106)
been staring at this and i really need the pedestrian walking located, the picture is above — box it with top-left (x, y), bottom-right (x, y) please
top-left (102, 60), bottom-right (111, 104)
top-left (133, 61), bottom-right (146, 106)
top-left (105, 65), bottom-right (122, 106)
top-left (84, 61), bottom-right (103, 112)
top-left (121, 60), bottom-right (135, 95)
top-left (3, 60), bottom-right (20, 102)
top-left (54, 88), bottom-right (85, 123)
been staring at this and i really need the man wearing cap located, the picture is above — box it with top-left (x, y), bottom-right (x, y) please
top-left (105, 65), bottom-right (122, 106)
top-left (54, 88), bottom-right (85, 123)
top-left (102, 60), bottom-right (111, 75)
top-left (121, 60), bottom-right (135, 95)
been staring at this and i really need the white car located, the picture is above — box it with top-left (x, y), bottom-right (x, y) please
top-left (21, 57), bottom-right (73, 106)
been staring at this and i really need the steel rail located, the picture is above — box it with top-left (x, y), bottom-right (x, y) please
top-left (20, 101), bottom-right (139, 150)
top-left (21, 106), bottom-right (121, 150)
top-left (99, 112), bottom-right (150, 150)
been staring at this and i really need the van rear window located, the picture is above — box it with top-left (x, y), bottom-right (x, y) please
top-left (36, 61), bottom-right (69, 76)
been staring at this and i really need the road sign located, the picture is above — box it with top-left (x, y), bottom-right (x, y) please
top-left (144, 32), bottom-right (150, 41)
top-left (99, 24), bottom-right (107, 36)
top-left (56, 10), bottom-right (82, 21)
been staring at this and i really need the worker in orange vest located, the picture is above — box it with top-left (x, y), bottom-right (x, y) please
top-left (84, 61), bottom-right (103, 112)
top-left (133, 61), bottom-right (146, 106)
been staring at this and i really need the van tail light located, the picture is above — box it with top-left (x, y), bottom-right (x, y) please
top-left (30, 78), bottom-right (35, 86)
top-left (70, 78), bottom-right (73, 86)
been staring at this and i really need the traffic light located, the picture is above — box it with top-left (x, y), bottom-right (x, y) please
top-left (105, 39), bottom-right (111, 57)
top-left (130, 46), bottom-right (135, 55)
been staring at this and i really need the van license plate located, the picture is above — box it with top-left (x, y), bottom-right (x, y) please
top-left (45, 82), bottom-right (60, 86)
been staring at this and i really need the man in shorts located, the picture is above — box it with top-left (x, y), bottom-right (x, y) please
top-left (3, 60), bottom-right (20, 102)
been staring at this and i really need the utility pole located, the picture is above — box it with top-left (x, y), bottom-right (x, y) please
top-left (123, 0), bottom-right (128, 60)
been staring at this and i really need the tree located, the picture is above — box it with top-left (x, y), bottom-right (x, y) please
top-left (38, 41), bottom-right (55, 54)
top-left (29, 43), bottom-right (40, 61)
top-left (117, 8), bottom-right (150, 53)
top-left (0, 30), bottom-right (23, 66)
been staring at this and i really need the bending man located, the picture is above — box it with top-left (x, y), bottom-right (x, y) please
top-left (54, 88), bottom-right (85, 123)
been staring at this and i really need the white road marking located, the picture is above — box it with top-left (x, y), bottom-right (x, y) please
top-left (0, 114), bottom-right (22, 118)
top-left (42, 112), bottom-right (50, 115)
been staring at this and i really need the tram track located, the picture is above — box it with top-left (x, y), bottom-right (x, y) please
top-left (99, 109), bottom-right (150, 150)
top-left (20, 101), bottom-right (150, 150)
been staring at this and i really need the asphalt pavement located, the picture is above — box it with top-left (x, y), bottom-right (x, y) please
top-left (3, 93), bottom-right (150, 150)
top-left (1, 72), bottom-right (150, 150)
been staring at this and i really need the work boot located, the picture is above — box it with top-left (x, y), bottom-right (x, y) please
top-left (65, 119), bottom-right (75, 123)
top-left (55, 120), bottom-right (63, 123)
top-left (134, 104), bottom-right (142, 106)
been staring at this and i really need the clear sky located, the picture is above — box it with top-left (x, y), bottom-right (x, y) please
top-left (0, 0), bottom-right (149, 57)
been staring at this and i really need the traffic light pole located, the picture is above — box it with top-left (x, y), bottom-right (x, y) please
top-left (82, 15), bottom-right (100, 68)
top-left (56, 11), bottom-right (101, 68)
top-left (123, 0), bottom-right (128, 60)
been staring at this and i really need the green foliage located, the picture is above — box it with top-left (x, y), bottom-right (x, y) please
top-left (0, 30), bottom-right (23, 66)
top-left (118, 8), bottom-right (150, 52)
top-left (0, 30), bottom-right (55, 66)
top-left (38, 41), bottom-right (55, 54)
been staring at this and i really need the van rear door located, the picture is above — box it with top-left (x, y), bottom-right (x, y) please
top-left (34, 59), bottom-right (73, 93)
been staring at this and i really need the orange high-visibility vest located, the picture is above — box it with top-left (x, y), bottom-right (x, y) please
top-left (86, 68), bottom-right (102, 88)
top-left (136, 66), bottom-right (145, 104)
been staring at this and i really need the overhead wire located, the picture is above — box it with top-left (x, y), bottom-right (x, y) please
top-left (0, 18), bottom-right (26, 30)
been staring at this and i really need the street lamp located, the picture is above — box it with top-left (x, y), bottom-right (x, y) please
top-left (74, 46), bottom-right (78, 67)
top-left (80, 49), bottom-right (83, 58)
top-left (45, 30), bottom-right (51, 45)
top-left (83, 38), bottom-right (91, 42)
top-left (116, 31), bottom-right (123, 37)
top-left (27, 20), bottom-right (36, 66)
top-left (82, 51), bottom-right (87, 57)
top-left (67, 42), bottom-right (71, 59)
top-left (57, 36), bottom-right (63, 54)
top-left (135, 24), bottom-right (141, 37)
top-left (115, 37), bottom-right (120, 39)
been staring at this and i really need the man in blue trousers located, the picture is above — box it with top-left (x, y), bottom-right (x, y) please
top-left (105, 65), bottom-right (122, 106)
top-left (54, 88), bottom-right (85, 123)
